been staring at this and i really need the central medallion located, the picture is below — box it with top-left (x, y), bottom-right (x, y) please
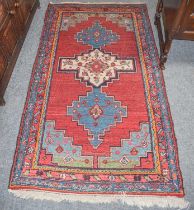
top-left (67, 88), bottom-right (127, 149)
top-left (59, 49), bottom-right (136, 87)
top-left (88, 59), bottom-right (107, 74)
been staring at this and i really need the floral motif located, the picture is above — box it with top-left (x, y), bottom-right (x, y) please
top-left (89, 104), bottom-right (103, 120)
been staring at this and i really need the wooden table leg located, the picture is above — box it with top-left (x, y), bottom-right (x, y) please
top-left (155, 0), bottom-right (188, 70)
top-left (0, 96), bottom-right (5, 106)
top-left (154, 0), bottom-right (167, 70)
top-left (160, 39), bottom-right (173, 70)
top-left (154, 0), bottom-right (163, 25)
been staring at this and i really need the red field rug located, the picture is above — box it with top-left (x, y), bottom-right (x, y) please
top-left (9, 3), bottom-right (188, 208)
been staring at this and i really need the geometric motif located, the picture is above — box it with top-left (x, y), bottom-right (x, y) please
top-left (76, 21), bottom-right (119, 48)
top-left (60, 14), bottom-right (134, 32)
top-left (42, 121), bottom-right (93, 168)
top-left (99, 123), bottom-right (152, 168)
top-left (67, 88), bottom-right (127, 148)
top-left (41, 121), bottom-right (152, 169)
top-left (104, 14), bottom-right (134, 31)
top-left (60, 14), bottom-right (89, 31)
top-left (59, 49), bottom-right (136, 87)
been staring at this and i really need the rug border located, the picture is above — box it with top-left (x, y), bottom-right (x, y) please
top-left (143, 3), bottom-right (185, 196)
top-left (8, 2), bottom-right (54, 190)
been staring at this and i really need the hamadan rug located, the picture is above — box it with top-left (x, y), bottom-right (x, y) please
top-left (9, 3), bottom-right (188, 208)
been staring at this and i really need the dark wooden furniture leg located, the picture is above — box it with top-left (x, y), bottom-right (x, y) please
top-left (154, 0), bottom-right (167, 70)
top-left (154, 0), bottom-right (163, 26)
top-left (160, 39), bottom-right (173, 70)
top-left (0, 96), bottom-right (5, 106)
top-left (155, 0), bottom-right (191, 70)
top-left (160, 1), bottom-right (188, 69)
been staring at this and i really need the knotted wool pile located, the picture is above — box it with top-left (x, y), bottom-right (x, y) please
top-left (9, 3), bottom-right (189, 209)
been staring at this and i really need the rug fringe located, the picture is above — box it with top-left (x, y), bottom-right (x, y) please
top-left (9, 189), bottom-right (190, 209)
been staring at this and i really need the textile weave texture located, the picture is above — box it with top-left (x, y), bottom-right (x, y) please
top-left (9, 3), bottom-right (184, 197)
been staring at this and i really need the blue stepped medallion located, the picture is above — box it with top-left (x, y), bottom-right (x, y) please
top-left (76, 21), bottom-right (119, 48)
top-left (67, 88), bottom-right (127, 148)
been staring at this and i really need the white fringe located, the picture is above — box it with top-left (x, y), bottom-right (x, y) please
top-left (9, 189), bottom-right (190, 209)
